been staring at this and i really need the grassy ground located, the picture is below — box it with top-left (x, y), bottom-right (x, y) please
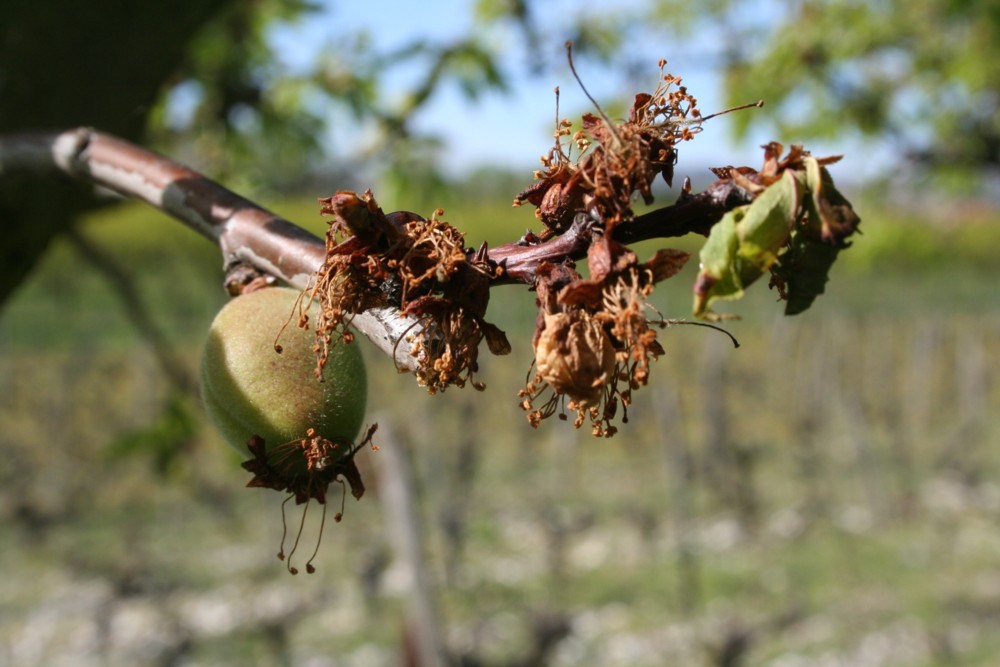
top-left (1, 190), bottom-right (999, 666)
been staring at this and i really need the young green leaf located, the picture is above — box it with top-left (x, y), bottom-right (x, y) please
top-left (770, 157), bottom-right (861, 315)
top-left (736, 170), bottom-right (800, 270)
top-left (693, 171), bottom-right (800, 320)
top-left (692, 207), bottom-right (745, 320)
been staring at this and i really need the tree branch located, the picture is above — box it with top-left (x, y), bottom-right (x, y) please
top-left (489, 178), bottom-right (752, 283)
top-left (0, 128), bottom-right (750, 368)
top-left (0, 128), bottom-right (423, 370)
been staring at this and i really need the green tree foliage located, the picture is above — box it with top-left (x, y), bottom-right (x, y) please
top-left (145, 0), bottom-right (325, 191)
top-left (649, 0), bottom-right (1000, 178)
top-left (151, 1), bottom-right (527, 192)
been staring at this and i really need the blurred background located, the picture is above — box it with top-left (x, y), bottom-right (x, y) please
top-left (2, 1), bottom-right (999, 665)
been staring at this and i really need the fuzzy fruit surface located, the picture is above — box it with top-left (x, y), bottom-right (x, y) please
top-left (200, 287), bottom-right (367, 473)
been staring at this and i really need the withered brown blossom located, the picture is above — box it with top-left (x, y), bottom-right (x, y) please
top-left (519, 236), bottom-right (689, 436)
top-left (296, 189), bottom-right (510, 393)
top-left (711, 141), bottom-right (841, 194)
top-left (514, 58), bottom-right (704, 236)
top-left (511, 54), bottom-right (755, 436)
top-left (242, 427), bottom-right (374, 504)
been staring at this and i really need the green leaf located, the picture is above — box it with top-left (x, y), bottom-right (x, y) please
top-left (693, 172), bottom-right (800, 320)
top-left (693, 208), bottom-right (745, 320)
top-left (770, 157), bottom-right (861, 316)
top-left (774, 236), bottom-right (840, 316)
top-left (737, 170), bottom-right (800, 269)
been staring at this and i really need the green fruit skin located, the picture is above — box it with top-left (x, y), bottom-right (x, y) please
top-left (200, 287), bottom-right (367, 474)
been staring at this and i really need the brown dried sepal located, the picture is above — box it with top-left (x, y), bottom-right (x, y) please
top-left (297, 190), bottom-right (510, 392)
top-left (241, 426), bottom-right (377, 504)
top-left (514, 61), bottom-right (702, 235)
top-left (241, 425), bottom-right (378, 574)
top-left (519, 235), bottom-right (690, 437)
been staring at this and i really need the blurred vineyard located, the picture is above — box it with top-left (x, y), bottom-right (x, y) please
top-left (2, 190), bottom-right (1000, 666)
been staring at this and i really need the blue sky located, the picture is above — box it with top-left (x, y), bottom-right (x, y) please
top-left (267, 0), bottom-right (870, 183)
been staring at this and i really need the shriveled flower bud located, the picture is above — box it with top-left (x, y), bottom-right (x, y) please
top-left (534, 311), bottom-right (616, 407)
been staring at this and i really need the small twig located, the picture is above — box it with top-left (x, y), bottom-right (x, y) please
top-left (698, 99), bottom-right (764, 123)
top-left (489, 178), bottom-right (753, 283)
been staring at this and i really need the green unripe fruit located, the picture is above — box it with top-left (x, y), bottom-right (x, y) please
top-left (200, 287), bottom-right (367, 478)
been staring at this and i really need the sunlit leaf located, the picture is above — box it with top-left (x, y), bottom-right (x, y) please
top-left (693, 172), bottom-right (799, 320)
top-left (736, 170), bottom-right (800, 269)
top-left (770, 157), bottom-right (860, 315)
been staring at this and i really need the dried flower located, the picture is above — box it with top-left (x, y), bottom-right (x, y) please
top-left (514, 57), bottom-right (704, 236)
top-left (519, 236), bottom-right (690, 436)
top-left (295, 189), bottom-right (510, 393)
top-left (534, 311), bottom-right (616, 406)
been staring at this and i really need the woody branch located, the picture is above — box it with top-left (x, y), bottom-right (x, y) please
top-left (0, 128), bottom-right (749, 358)
top-left (0, 128), bottom-right (424, 370)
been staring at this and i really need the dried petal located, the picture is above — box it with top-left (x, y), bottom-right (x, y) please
top-left (534, 312), bottom-right (616, 406)
top-left (482, 321), bottom-right (512, 355)
top-left (645, 248), bottom-right (690, 283)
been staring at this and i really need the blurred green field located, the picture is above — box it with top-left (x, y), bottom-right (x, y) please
top-left (2, 189), bottom-right (1000, 666)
